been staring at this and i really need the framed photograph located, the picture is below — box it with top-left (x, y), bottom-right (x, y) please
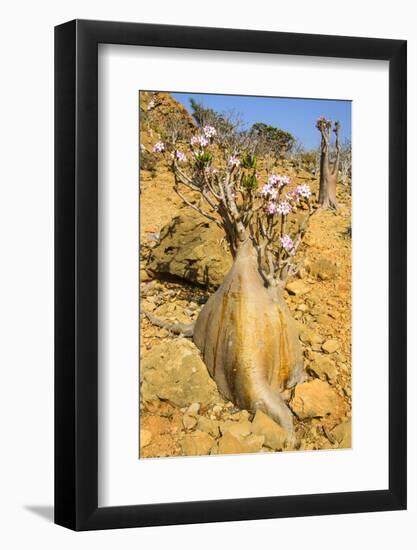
top-left (55, 19), bottom-right (407, 530)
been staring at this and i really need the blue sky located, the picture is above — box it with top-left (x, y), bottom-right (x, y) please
top-left (171, 92), bottom-right (351, 150)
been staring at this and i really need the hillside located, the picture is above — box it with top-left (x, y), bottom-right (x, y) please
top-left (139, 91), bottom-right (352, 458)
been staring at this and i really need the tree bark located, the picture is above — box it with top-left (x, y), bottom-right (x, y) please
top-left (318, 121), bottom-right (340, 210)
top-left (193, 238), bottom-right (304, 438)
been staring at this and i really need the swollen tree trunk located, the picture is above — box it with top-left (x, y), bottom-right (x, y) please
top-left (318, 148), bottom-right (338, 209)
top-left (317, 120), bottom-right (340, 210)
top-left (193, 239), bottom-right (304, 438)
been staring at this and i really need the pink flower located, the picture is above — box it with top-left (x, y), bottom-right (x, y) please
top-left (276, 201), bottom-right (292, 215)
top-left (228, 155), bottom-right (240, 167)
top-left (153, 141), bottom-right (165, 153)
top-left (190, 135), bottom-right (209, 148)
top-left (174, 150), bottom-right (187, 162)
top-left (268, 174), bottom-right (291, 188)
top-left (265, 201), bottom-right (278, 215)
top-left (296, 184), bottom-right (312, 198)
top-left (203, 125), bottom-right (217, 139)
top-left (280, 234), bottom-right (294, 251)
top-left (260, 184), bottom-right (278, 199)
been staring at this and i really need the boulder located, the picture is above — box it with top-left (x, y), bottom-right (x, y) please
top-left (217, 432), bottom-right (264, 455)
top-left (197, 416), bottom-right (220, 438)
top-left (308, 352), bottom-right (338, 382)
top-left (290, 380), bottom-right (347, 420)
top-left (181, 431), bottom-right (214, 456)
top-left (250, 410), bottom-right (287, 450)
top-left (321, 339), bottom-right (340, 354)
top-left (146, 212), bottom-right (232, 288)
top-left (141, 339), bottom-right (222, 407)
top-left (286, 280), bottom-right (311, 296)
top-left (182, 414), bottom-right (198, 430)
top-left (220, 419), bottom-right (252, 439)
top-left (331, 418), bottom-right (352, 448)
top-left (298, 325), bottom-right (325, 346)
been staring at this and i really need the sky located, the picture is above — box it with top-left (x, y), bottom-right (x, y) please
top-left (171, 92), bottom-right (351, 150)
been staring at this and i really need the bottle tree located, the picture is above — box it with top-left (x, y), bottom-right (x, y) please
top-left (316, 117), bottom-right (341, 209)
top-left (151, 123), bottom-right (316, 440)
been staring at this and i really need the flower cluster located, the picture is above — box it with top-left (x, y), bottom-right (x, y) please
top-left (268, 174), bottom-right (291, 188)
top-left (153, 141), bottom-right (165, 153)
top-left (265, 200), bottom-right (292, 216)
top-left (276, 201), bottom-right (292, 215)
top-left (203, 125), bottom-right (217, 139)
top-left (260, 184), bottom-right (278, 199)
top-left (295, 184), bottom-right (312, 198)
top-left (228, 155), bottom-right (240, 167)
top-left (280, 234), bottom-right (294, 251)
top-left (191, 135), bottom-right (209, 148)
top-left (266, 201), bottom-right (279, 215)
top-left (174, 150), bottom-right (187, 162)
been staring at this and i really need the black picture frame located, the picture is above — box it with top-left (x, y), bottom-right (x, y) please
top-left (55, 19), bottom-right (407, 531)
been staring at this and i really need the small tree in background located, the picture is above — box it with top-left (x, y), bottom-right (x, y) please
top-left (340, 138), bottom-right (352, 187)
top-left (151, 121), bottom-right (315, 440)
top-left (316, 117), bottom-right (341, 209)
top-left (250, 122), bottom-right (295, 159)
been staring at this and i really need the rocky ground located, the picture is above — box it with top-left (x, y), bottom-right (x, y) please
top-left (138, 91), bottom-right (352, 459)
top-left (139, 164), bottom-right (352, 459)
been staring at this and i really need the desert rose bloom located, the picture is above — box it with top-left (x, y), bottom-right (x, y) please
top-left (296, 184), bottom-right (312, 198)
top-left (260, 184), bottom-right (278, 199)
top-left (174, 150), bottom-right (187, 162)
top-left (265, 201), bottom-right (278, 215)
top-left (153, 141), bottom-right (165, 153)
top-left (268, 174), bottom-right (291, 188)
top-left (203, 125), bottom-right (217, 138)
top-left (276, 201), bottom-right (292, 215)
top-left (280, 234), bottom-right (294, 251)
top-left (228, 155), bottom-right (240, 167)
top-left (190, 135), bottom-right (209, 148)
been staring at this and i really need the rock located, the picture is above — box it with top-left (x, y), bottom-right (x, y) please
top-left (186, 402), bottom-right (201, 416)
top-left (244, 434), bottom-right (265, 452)
top-left (315, 314), bottom-right (333, 326)
top-left (331, 419), bottom-right (352, 448)
top-left (217, 432), bottom-right (263, 455)
top-left (322, 339), bottom-right (340, 354)
top-left (141, 298), bottom-right (157, 313)
top-left (146, 212), bottom-right (232, 288)
top-left (308, 352), bottom-right (338, 382)
top-left (290, 380), bottom-right (347, 420)
top-left (140, 269), bottom-right (151, 282)
top-left (228, 410), bottom-right (250, 421)
top-left (220, 419), bottom-right (252, 439)
top-left (140, 428), bottom-right (152, 448)
top-left (286, 280), bottom-right (311, 296)
top-left (298, 325), bottom-right (324, 346)
top-left (181, 431), bottom-right (214, 456)
top-left (141, 339), bottom-right (221, 407)
top-left (250, 410), bottom-right (287, 450)
top-left (182, 414), bottom-right (198, 430)
top-left (197, 416), bottom-right (220, 437)
top-left (212, 405), bottom-right (223, 417)
top-left (307, 258), bottom-right (338, 280)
